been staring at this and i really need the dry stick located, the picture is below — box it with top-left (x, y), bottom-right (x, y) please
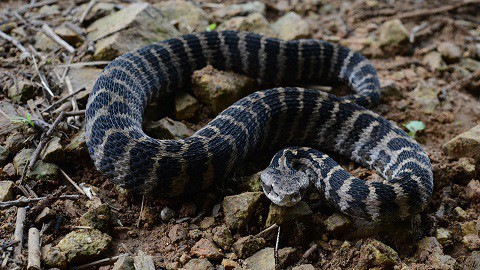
top-left (65, 76), bottom-right (80, 125)
top-left (55, 61), bottom-right (110, 68)
top-left (79, 0), bottom-right (97, 24)
top-left (27, 228), bottom-right (40, 270)
top-left (0, 30), bottom-right (32, 59)
top-left (136, 194), bottom-right (146, 228)
top-left (17, 0), bottom-right (59, 13)
top-left (255, 223), bottom-right (278, 238)
top-left (40, 87), bottom-right (85, 113)
top-left (64, 109), bottom-right (86, 116)
top-left (302, 243), bottom-right (318, 260)
top-left (0, 195), bottom-right (80, 209)
top-left (59, 168), bottom-right (87, 196)
top-left (60, 55), bottom-right (74, 84)
top-left (71, 254), bottom-right (126, 270)
top-left (31, 55), bottom-right (54, 97)
top-left (274, 225), bottom-right (281, 270)
top-left (13, 207), bottom-right (27, 260)
top-left (41, 24), bottom-right (75, 54)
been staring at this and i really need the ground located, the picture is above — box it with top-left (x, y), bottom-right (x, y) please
top-left (0, 0), bottom-right (479, 269)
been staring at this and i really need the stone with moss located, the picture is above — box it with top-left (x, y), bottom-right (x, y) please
top-left (56, 229), bottom-right (112, 264)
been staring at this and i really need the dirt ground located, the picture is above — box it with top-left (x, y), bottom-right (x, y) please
top-left (0, 0), bottom-right (479, 269)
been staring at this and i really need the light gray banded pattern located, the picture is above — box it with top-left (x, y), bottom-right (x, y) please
top-left (85, 31), bottom-right (433, 221)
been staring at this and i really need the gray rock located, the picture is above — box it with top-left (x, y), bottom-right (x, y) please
top-left (454, 206), bottom-right (468, 220)
top-left (464, 251), bottom-right (480, 270)
top-left (199, 216), bottom-right (215, 229)
top-left (78, 2), bottom-right (118, 26)
top-left (112, 255), bottom-right (134, 270)
top-left (443, 124), bottom-right (480, 162)
top-left (292, 265), bottom-right (315, 270)
top-left (212, 225), bottom-right (234, 250)
top-left (190, 238), bottom-right (224, 260)
top-left (271, 12), bottom-right (310, 40)
top-left (278, 247), bottom-right (297, 268)
top-left (34, 31), bottom-right (57, 51)
top-left (67, 68), bottom-right (102, 104)
top-left (411, 81), bottom-right (440, 113)
top-left (87, 3), bottom-right (180, 60)
top-left (2, 163), bottom-right (16, 178)
top-left (465, 180), bottom-right (480, 200)
top-left (244, 247), bottom-right (275, 270)
top-left (232, 235), bottom-right (266, 259)
top-left (461, 221), bottom-right (477, 236)
top-left (265, 201), bottom-right (313, 226)
top-left (416, 237), bottom-right (457, 269)
top-left (79, 204), bottom-right (113, 232)
top-left (35, 207), bottom-right (53, 224)
top-left (192, 65), bottom-right (258, 115)
top-left (175, 91), bottom-right (200, 120)
top-left (0, 181), bottom-right (14, 202)
top-left (155, 1), bottom-right (209, 33)
top-left (423, 51), bottom-right (446, 71)
top-left (144, 117), bottom-right (194, 139)
top-left (13, 148), bottom-right (34, 173)
top-left (169, 224), bottom-right (187, 242)
top-left (437, 42), bottom-right (461, 63)
top-left (183, 258), bottom-right (214, 270)
top-left (457, 157), bottom-right (476, 185)
top-left (463, 234), bottom-right (480, 250)
top-left (218, 13), bottom-right (276, 38)
top-left (380, 79), bottom-right (402, 98)
top-left (222, 192), bottom-right (264, 230)
top-left (238, 172), bottom-right (263, 192)
top-left (160, 206), bottom-right (176, 222)
top-left (325, 212), bottom-right (353, 233)
top-left (54, 23), bottom-right (82, 46)
top-left (56, 229), bottom-right (111, 264)
top-left (221, 258), bottom-right (240, 269)
top-left (5, 132), bottom-right (26, 154)
top-left (461, 58), bottom-right (480, 72)
top-left (360, 239), bottom-right (399, 267)
top-left (435, 227), bottom-right (452, 247)
top-left (213, 1), bottom-right (266, 19)
top-left (41, 136), bottom-right (63, 163)
top-left (0, 145), bottom-right (9, 167)
top-left (41, 244), bottom-right (67, 269)
top-left (38, 4), bottom-right (60, 16)
top-left (8, 79), bottom-right (38, 103)
top-left (65, 130), bottom-right (87, 154)
top-left (28, 161), bottom-right (59, 182)
top-left (377, 19), bottom-right (409, 48)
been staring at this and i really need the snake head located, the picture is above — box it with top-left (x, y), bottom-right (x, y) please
top-left (260, 167), bottom-right (310, 207)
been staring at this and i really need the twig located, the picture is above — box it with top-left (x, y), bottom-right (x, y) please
top-left (55, 61), bottom-right (110, 68)
top-left (64, 110), bottom-right (86, 116)
top-left (41, 24), bottom-right (75, 54)
top-left (31, 55), bottom-right (54, 97)
top-left (0, 30), bottom-right (31, 59)
top-left (40, 87), bottom-right (85, 113)
top-left (79, 0), bottom-right (97, 24)
top-left (70, 254), bottom-right (126, 270)
top-left (302, 243), bottom-right (318, 259)
top-left (136, 194), bottom-right (145, 228)
top-left (13, 207), bottom-right (27, 260)
top-left (59, 168), bottom-right (86, 196)
top-left (275, 225), bottom-right (281, 270)
top-left (0, 195), bottom-right (80, 209)
top-left (27, 228), bottom-right (40, 270)
top-left (16, 0), bottom-right (59, 13)
top-left (409, 22), bottom-right (429, 43)
top-left (255, 223), bottom-right (278, 238)
top-left (65, 76), bottom-right (80, 125)
top-left (60, 55), bottom-right (74, 84)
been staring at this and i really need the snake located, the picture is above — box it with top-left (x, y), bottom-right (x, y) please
top-left (85, 30), bottom-right (433, 221)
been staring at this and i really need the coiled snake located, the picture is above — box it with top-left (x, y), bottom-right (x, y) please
top-left (85, 31), bottom-right (433, 221)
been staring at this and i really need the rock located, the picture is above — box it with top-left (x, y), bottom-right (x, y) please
top-left (464, 251), bottom-right (480, 270)
top-left (79, 2), bottom-right (118, 26)
top-left (265, 201), bottom-right (313, 226)
top-left (380, 79), bottom-right (402, 98)
top-left (160, 206), bottom-right (176, 222)
top-left (65, 130), bottom-right (87, 154)
top-left (218, 13), bottom-right (276, 38)
top-left (199, 216), bottom-right (215, 229)
top-left (454, 206), bottom-right (468, 220)
top-left (465, 180), bottom-right (480, 200)
top-left (87, 3), bottom-right (180, 60)
top-left (79, 204), bottom-right (113, 232)
top-left (41, 136), bottom-right (63, 163)
top-left (56, 229), bottom-right (111, 263)
top-left (0, 181), bottom-right (14, 202)
top-left (2, 163), bottom-right (16, 178)
top-left (190, 238), bottom-right (224, 260)
top-left (423, 51), bottom-right (446, 71)
top-left (213, 1), bottom-right (266, 18)
top-left (435, 228), bottom-right (452, 246)
top-left (174, 91), bottom-right (200, 120)
top-left (325, 213), bottom-right (353, 233)
top-left (8, 79), bottom-right (38, 103)
top-left (54, 23), bottom-right (82, 46)
top-left (189, 229), bottom-right (203, 241)
top-left (0, 145), bottom-right (10, 167)
top-left (133, 250), bottom-right (155, 269)
top-left (437, 42), bottom-right (461, 63)
top-left (143, 117), bottom-right (194, 139)
top-left (0, 22), bottom-right (17, 33)
top-left (183, 258), bottom-right (214, 270)
top-left (292, 265), bottom-right (316, 270)
top-left (411, 81), bottom-right (440, 113)
top-left (27, 161), bottom-right (59, 182)
top-left (238, 172), bottom-right (263, 192)
top-left (457, 157), bottom-right (476, 185)
top-left (232, 235), bottom-right (266, 259)
top-left (13, 148), bottom-right (34, 173)
top-left (38, 4), bottom-right (60, 15)
top-left (360, 239), bottom-right (399, 267)
top-left (221, 258), bottom-right (240, 270)
top-left (244, 247), bottom-right (275, 270)
top-left (443, 124), bottom-right (480, 162)
top-left (169, 224), bottom-right (187, 242)
top-left (461, 58), bottom-right (480, 72)
top-left (34, 31), bottom-right (57, 51)
top-left (213, 225), bottom-right (234, 250)
top-left (461, 221), bottom-right (478, 236)
top-left (35, 207), bottom-right (53, 224)
top-left (416, 237), bottom-right (457, 269)
top-left (155, 1), bottom-right (209, 33)
top-left (463, 234), bottom-right (480, 250)
top-left (42, 244), bottom-right (67, 269)
top-left (5, 132), bottom-right (26, 154)
top-left (278, 247), bottom-right (297, 268)
top-left (67, 68), bottom-right (103, 104)
top-left (112, 255), bottom-right (134, 270)
top-left (179, 202), bottom-right (197, 217)
top-left (377, 19), bottom-right (409, 49)
top-left (222, 192), bottom-right (264, 230)
top-left (271, 12), bottom-right (310, 40)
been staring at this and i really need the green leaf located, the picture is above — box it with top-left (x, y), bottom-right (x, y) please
top-left (9, 113), bottom-right (34, 127)
top-left (206, 23), bottom-right (217, 31)
top-left (403, 120), bottom-right (425, 138)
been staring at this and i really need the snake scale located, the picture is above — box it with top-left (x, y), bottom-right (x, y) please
top-left (85, 31), bottom-right (433, 221)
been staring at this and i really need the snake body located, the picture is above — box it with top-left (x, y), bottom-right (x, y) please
top-left (85, 31), bottom-right (433, 221)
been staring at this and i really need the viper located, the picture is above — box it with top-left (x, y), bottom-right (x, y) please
top-left (85, 31), bottom-right (433, 221)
